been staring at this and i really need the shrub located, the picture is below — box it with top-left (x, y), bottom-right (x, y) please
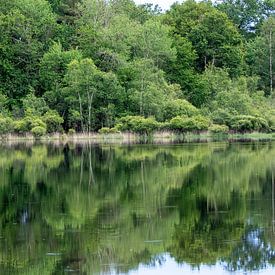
top-left (14, 116), bottom-right (46, 134)
top-left (169, 115), bottom-right (210, 132)
top-left (192, 115), bottom-right (211, 130)
top-left (0, 116), bottom-right (14, 135)
top-left (31, 126), bottom-right (46, 137)
top-left (98, 127), bottom-right (120, 134)
top-left (169, 116), bottom-right (189, 131)
top-left (99, 127), bottom-right (111, 134)
top-left (109, 127), bottom-right (119, 133)
top-left (211, 108), bottom-right (232, 126)
top-left (116, 116), bottom-right (159, 134)
top-left (43, 110), bottom-right (64, 133)
top-left (162, 99), bottom-right (199, 121)
top-left (14, 119), bottom-right (30, 134)
top-left (31, 118), bottom-right (46, 129)
top-left (68, 110), bottom-right (82, 130)
top-left (230, 115), bottom-right (270, 132)
top-left (209, 124), bottom-right (229, 134)
top-left (68, 128), bottom-right (76, 135)
top-left (158, 121), bottom-right (171, 131)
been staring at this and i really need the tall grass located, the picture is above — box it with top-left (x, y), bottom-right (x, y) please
top-left (0, 131), bottom-right (274, 145)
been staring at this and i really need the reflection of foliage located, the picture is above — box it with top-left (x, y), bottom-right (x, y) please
top-left (223, 227), bottom-right (275, 272)
top-left (169, 194), bottom-right (245, 265)
top-left (0, 142), bottom-right (274, 273)
top-left (168, 142), bottom-right (275, 268)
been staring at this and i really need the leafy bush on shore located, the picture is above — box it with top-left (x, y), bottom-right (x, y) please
top-left (209, 124), bottom-right (229, 134)
top-left (42, 110), bottom-right (64, 133)
top-left (115, 116), bottom-right (160, 134)
top-left (230, 115), bottom-right (270, 132)
top-left (169, 115), bottom-right (210, 132)
top-left (31, 126), bottom-right (47, 137)
top-left (98, 127), bottom-right (119, 134)
top-left (0, 116), bottom-right (14, 135)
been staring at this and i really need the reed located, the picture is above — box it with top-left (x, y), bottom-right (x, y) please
top-left (0, 131), bottom-right (274, 145)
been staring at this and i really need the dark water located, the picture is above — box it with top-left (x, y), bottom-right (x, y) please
top-left (0, 141), bottom-right (275, 274)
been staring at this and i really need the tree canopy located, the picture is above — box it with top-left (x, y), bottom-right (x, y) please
top-left (0, 0), bottom-right (274, 134)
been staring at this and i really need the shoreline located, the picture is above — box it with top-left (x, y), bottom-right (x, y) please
top-left (0, 131), bottom-right (274, 145)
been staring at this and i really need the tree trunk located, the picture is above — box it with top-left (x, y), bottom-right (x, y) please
top-left (78, 92), bottom-right (84, 133)
top-left (87, 91), bottom-right (91, 133)
top-left (140, 73), bottom-right (144, 116)
top-left (269, 28), bottom-right (273, 95)
top-left (87, 88), bottom-right (94, 134)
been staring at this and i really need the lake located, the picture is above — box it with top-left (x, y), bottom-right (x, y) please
top-left (0, 141), bottom-right (275, 274)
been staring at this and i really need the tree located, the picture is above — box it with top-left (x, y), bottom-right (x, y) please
top-left (216, 0), bottom-right (275, 35)
top-left (118, 59), bottom-right (168, 118)
top-left (0, 0), bottom-right (57, 105)
top-left (39, 43), bottom-right (82, 89)
top-left (164, 0), bottom-right (244, 76)
top-left (164, 35), bottom-right (199, 104)
top-left (63, 58), bottom-right (124, 131)
top-left (64, 59), bottom-right (99, 132)
top-left (261, 16), bottom-right (275, 95)
top-left (78, 13), bottom-right (175, 71)
top-left (133, 19), bottom-right (176, 68)
top-left (246, 16), bottom-right (275, 95)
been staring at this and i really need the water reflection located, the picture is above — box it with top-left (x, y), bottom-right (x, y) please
top-left (0, 142), bottom-right (274, 274)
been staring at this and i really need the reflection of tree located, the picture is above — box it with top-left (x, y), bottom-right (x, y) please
top-left (223, 227), bottom-right (275, 272)
top-left (169, 190), bottom-right (245, 266)
top-left (168, 142), bottom-right (275, 269)
top-left (0, 142), bottom-right (274, 273)
top-left (0, 143), bottom-right (211, 273)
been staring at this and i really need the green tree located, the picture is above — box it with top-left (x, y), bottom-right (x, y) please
top-left (216, 0), bottom-right (275, 35)
top-left (0, 0), bottom-right (57, 104)
top-left (164, 0), bottom-right (244, 76)
top-left (63, 58), bottom-right (124, 131)
top-left (246, 16), bottom-right (275, 95)
top-left (133, 19), bottom-right (176, 68)
top-left (39, 42), bottom-right (82, 115)
top-left (165, 36), bottom-right (198, 99)
top-left (119, 59), bottom-right (168, 118)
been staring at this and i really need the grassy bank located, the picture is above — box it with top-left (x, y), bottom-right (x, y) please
top-left (0, 131), bottom-right (275, 145)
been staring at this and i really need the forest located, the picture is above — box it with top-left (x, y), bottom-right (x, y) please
top-left (0, 0), bottom-right (274, 137)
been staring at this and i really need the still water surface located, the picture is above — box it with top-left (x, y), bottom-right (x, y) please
top-left (0, 141), bottom-right (275, 274)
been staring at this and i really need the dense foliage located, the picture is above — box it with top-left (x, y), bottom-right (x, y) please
top-left (0, 0), bottom-right (274, 135)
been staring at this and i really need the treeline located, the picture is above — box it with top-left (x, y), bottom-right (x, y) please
top-left (0, 0), bottom-right (274, 136)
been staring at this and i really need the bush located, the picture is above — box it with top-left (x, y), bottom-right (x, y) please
top-left (169, 115), bottom-right (210, 132)
top-left (162, 99), bottom-right (199, 121)
top-left (0, 116), bottom-right (14, 135)
top-left (14, 119), bottom-right (30, 133)
top-left (109, 127), bottom-right (119, 133)
top-left (158, 121), bottom-right (171, 131)
top-left (31, 126), bottom-right (46, 137)
top-left (98, 127), bottom-right (120, 134)
top-left (211, 108), bottom-right (232, 126)
top-left (116, 116), bottom-right (159, 134)
top-left (99, 127), bottom-right (111, 134)
top-left (68, 128), bottom-right (76, 135)
top-left (14, 116), bottom-right (46, 134)
top-left (68, 110), bottom-right (82, 130)
top-left (209, 124), bottom-right (229, 134)
top-left (43, 110), bottom-right (64, 133)
top-left (31, 118), bottom-right (46, 129)
top-left (230, 115), bottom-right (270, 132)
